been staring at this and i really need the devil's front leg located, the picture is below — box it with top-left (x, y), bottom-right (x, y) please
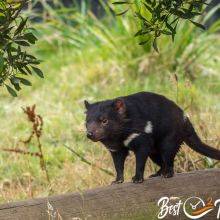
top-left (132, 136), bottom-right (153, 183)
top-left (110, 147), bottom-right (129, 184)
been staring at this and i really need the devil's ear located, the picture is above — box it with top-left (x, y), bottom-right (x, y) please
top-left (84, 100), bottom-right (91, 109)
top-left (114, 99), bottom-right (126, 115)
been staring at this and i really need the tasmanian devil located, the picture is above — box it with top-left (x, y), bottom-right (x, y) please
top-left (84, 92), bottom-right (220, 184)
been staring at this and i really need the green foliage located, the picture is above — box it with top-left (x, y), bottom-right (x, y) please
top-left (0, 0), bottom-right (43, 97)
top-left (32, 0), bottom-right (219, 80)
top-left (112, 0), bottom-right (208, 51)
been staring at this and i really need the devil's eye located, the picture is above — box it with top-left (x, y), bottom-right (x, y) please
top-left (102, 119), bottom-right (108, 125)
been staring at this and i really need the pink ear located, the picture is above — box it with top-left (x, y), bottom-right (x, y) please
top-left (115, 99), bottom-right (126, 114)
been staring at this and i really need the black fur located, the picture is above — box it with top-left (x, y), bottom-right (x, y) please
top-left (84, 92), bottom-right (220, 184)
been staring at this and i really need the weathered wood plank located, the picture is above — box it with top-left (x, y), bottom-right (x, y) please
top-left (0, 169), bottom-right (219, 220)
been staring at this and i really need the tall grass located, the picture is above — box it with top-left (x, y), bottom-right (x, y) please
top-left (0, 1), bottom-right (219, 203)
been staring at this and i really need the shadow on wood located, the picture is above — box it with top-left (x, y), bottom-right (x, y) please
top-left (0, 169), bottom-right (219, 220)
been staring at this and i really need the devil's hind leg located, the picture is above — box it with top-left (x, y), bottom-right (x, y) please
top-left (159, 133), bottom-right (182, 178)
top-left (149, 153), bottom-right (163, 178)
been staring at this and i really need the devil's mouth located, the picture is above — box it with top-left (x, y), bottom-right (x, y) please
top-left (88, 136), bottom-right (105, 142)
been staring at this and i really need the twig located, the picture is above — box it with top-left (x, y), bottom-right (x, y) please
top-left (37, 137), bottom-right (50, 182)
top-left (2, 105), bottom-right (50, 184)
top-left (64, 144), bottom-right (114, 177)
top-left (2, 148), bottom-right (42, 157)
top-left (22, 105), bottom-right (50, 183)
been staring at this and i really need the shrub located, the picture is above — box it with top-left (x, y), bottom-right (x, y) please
top-left (0, 0), bottom-right (43, 96)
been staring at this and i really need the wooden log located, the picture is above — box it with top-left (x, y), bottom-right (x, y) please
top-left (0, 169), bottom-right (219, 220)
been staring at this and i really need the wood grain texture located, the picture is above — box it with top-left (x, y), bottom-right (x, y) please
top-left (0, 169), bottom-right (219, 220)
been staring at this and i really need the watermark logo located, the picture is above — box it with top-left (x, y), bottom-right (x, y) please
top-left (157, 196), bottom-right (220, 219)
top-left (183, 197), bottom-right (214, 219)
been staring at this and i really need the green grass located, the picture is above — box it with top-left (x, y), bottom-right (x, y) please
top-left (0, 3), bottom-right (219, 203)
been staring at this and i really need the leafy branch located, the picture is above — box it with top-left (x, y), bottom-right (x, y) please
top-left (112, 0), bottom-right (207, 52)
top-left (0, 0), bottom-right (43, 96)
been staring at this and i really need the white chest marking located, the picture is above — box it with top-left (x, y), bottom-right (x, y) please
top-left (145, 121), bottom-right (153, 133)
top-left (123, 133), bottom-right (140, 147)
top-left (123, 121), bottom-right (153, 147)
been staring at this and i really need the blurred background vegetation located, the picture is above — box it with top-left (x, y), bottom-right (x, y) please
top-left (0, 0), bottom-right (219, 203)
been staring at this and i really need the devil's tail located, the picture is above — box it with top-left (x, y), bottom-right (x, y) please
top-left (184, 118), bottom-right (220, 160)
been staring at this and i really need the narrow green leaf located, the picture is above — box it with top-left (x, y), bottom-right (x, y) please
top-left (135, 29), bottom-right (152, 37)
top-left (161, 30), bottom-right (172, 35)
top-left (17, 77), bottom-right (32, 86)
top-left (31, 66), bottom-right (44, 78)
top-left (27, 60), bottom-right (41, 65)
top-left (18, 67), bottom-right (28, 75)
top-left (14, 17), bottom-right (28, 36)
top-left (170, 17), bottom-right (179, 25)
top-left (10, 77), bottom-right (20, 85)
top-left (165, 21), bottom-right (174, 32)
top-left (24, 66), bottom-right (32, 75)
top-left (189, 20), bottom-right (206, 30)
top-left (0, 55), bottom-right (4, 73)
top-left (134, 29), bottom-right (143, 37)
top-left (15, 40), bottom-right (30, 46)
top-left (6, 84), bottom-right (17, 97)
top-left (23, 32), bottom-right (38, 44)
top-left (13, 83), bottom-right (21, 91)
top-left (139, 38), bottom-right (151, 46)
top-left (151, 0), bottom-right (156, 7)
top-left (112, 1), bottom-right (129, 4)
top-left (135, 12), bottom-right (148, 22)
top-left (143, 3), bottom-right (153, 13)
top-left (116, 9), bottom-right (129, 16)
top-left (26, 54), bottom-right (37, 60)
top-left (10, 77), bottom-right (21, 91)
top-left (139, 40), bottom-right (149, 45)
top-left (172, 21), bottom-right (178, 42)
